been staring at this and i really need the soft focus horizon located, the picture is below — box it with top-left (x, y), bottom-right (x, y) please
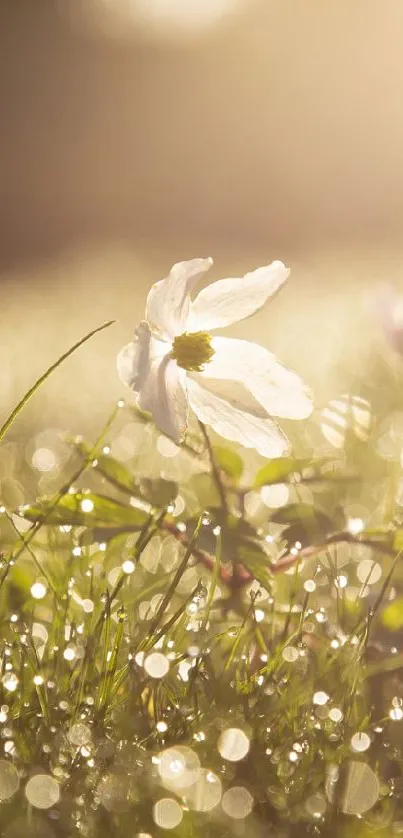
top-left (1, 0), bottom-right (403, 437)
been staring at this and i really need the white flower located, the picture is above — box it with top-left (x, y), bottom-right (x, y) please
top-left (117, 258), bottom-right (313, 457)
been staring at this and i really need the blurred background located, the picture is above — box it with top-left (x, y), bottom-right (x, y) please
top-left (1, 0), bottom-right (403, 440)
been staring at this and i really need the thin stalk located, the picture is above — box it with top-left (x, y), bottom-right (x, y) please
top-left (0, 320), bottom-right (114, 445)
top-left (149, 585), bottom-right (201, 652)
top-left (199, 421), bottom-right (228, 514)
top-left (201, 530), bottom-right (222, 633)
top-left (142, 515), bottom-right (204, 644)
top-left (97, 615), bottom-right (125, 716)
top-left (5, 510), bottom-right (58, 597)
top-left (0, 404), bottom-right (121, 590)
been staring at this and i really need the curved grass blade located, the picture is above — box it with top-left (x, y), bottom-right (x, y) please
top-left (0, 319), bottom-right (115, 444)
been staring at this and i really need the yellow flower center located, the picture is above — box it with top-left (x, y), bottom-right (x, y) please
top-left (171, 331), bottom-right (214, 372)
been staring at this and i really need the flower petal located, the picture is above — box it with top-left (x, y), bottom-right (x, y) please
top-left (199, 337), bottom-right (313, 420)
top-left (187, 375), bottom-right (289, 458)
top-left (138, 354), bottom-right (188, 444)
top-left (117, 321), bottom-right (153, 391)
top-left (146, 258), bottom-right (213, 341)
top-left (188, 260), bottom-right (289, 331)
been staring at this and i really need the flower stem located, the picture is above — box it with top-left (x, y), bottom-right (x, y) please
top-left (198, 421), bottom-right (228, 515)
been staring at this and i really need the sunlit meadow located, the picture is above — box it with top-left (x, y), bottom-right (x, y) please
top-left (2, 262), bottom-right (403, 838)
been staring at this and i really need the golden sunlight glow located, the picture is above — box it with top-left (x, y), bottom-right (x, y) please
top-left (80, 0), bottom-right (247, 38)
top-left (127, 0), bottom-right (245, 33)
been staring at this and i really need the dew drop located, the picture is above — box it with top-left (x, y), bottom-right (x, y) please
top-left (144, 652), bottom-right (170, 679)
top-left (156, 721), bottom-right (168, 733)
top-left (351, 732), bottom-right (371, 752)
top-left (2, 674), bottom-right (18, 693)
top-left (31, 582), bottom-right (47, 600)
top-left (63, 647), bottom-right (76, 662)
top-left (32, 448), bottom-right (57, 473)
top-left (68, 723), bottom-right (92, 747)
top-left (282, 646), bottom-right (299, 663)
top-left (80, 498), bottom-right (94, 513)
top-left (313, 691), bottom-right (329, 706)
top-left (122, 560), bottom-right (135, 574)
top-left (329, 707), bottom-right (343, 723)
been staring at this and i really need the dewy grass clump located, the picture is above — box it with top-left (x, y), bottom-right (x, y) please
top-left (1, 260), bottom-right (403, 837)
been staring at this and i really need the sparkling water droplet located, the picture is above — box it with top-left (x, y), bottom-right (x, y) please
top-left (144, 653), bottom-right (170, 679)
top-left (282, 646), bottom-right (299, 663)
top-left (68, 724), bottom-right (92, 747)
top-left (329, 707), bottom-right (343, 723)
top-left (31, 582), bottom-right (47, 600)
top-left (351, 732), bottom-right (371, 752)
top-left (122, 560), bottom-right (135, 574)
top-left (313, 691), bottom-right (329, 706)
top-left (80, 497), bottom-right (94, 513)
top-left (2, 674), bottom-right (18, 693)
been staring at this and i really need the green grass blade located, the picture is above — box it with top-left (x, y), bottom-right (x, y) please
top-left (0, 319), bottom-right (115, 444)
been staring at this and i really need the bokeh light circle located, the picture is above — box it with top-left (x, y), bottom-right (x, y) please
top-left (0, 760), bottom-right (20, 801)
top-left (68, 723), bottom-right (92, 747)
top-left (25, 774), bottom-right (60, 809)
top-left (222, 786), bottom-right (253, 819)
top-left (182, 769), bottom-right (222, 812)
top-left (158, 746), bottom-right (200, 789)
top-left (144, 652), bottom-right (170, 679)
top-left (218, 728), bottom-right (250, 762)
top-left (325, 761), bottom-right (379, 815)
top-left (153, 798), bottom-right (183, 829)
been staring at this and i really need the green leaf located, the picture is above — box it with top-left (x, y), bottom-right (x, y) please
top-left (270, 503), bottom-right (332, 527)
top-left (74, 442), bottom-right (178, 508)
top-left (236, 539), bottom-right (273, 593)
top-left (271, 503), bottom-right (335, 548)
top-left (253, 458), bottom-right (307, 488)
top-left (23, 493), bottom-right (150, 529)
top-left (92, 454), bottom-right (139, 495)
top-left (73, 441), bottom-right (138, 495)
top-left (313, 468), bottom-right (358, 484)
top-left (213, 512), bottom-right (272, 588)
top-left (254, 456), bottom-right (358, 489)
top-left (382, 598), bottom-right (403, 631)
top-left (139, 478), bottom-right (178, 508)
top-left (79, 527), bottom-right (140, 547)
top-left (214, 446), bottom-right (244, 481)
top-left (393, 530), bottom-right (403, 552)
